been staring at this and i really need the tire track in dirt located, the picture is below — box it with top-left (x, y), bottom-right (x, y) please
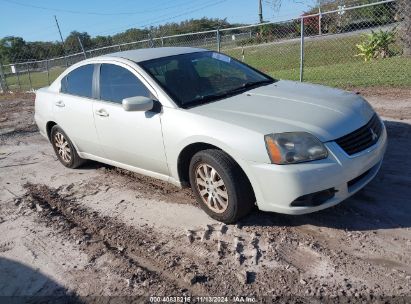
top-left (22, 183), bottom-right (203, 297)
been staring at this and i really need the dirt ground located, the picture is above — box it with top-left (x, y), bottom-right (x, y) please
top-left (0, 89), bottom-right (411, 303)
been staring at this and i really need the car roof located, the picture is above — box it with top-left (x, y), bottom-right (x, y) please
top-left (102, 47), bottom-right (207, 63)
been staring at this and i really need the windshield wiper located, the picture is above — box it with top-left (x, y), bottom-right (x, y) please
top-left (185, 79), bottom-right (274, 108)
top-left (231, 79), bottom-right (273, 93)
top-left (189, 91), bottom-right (233, 105)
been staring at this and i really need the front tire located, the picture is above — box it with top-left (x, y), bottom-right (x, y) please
top-left (189, 149), bottom-right (255, 223)
top-left (50, 125), bottom-right (85, 169)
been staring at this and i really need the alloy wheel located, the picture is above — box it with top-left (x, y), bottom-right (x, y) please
top-left (54, 132), bottom-right (71, 163)
top-left (195, 163), bottom-right (229, 213)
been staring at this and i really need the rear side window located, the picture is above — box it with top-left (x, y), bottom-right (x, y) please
top-left (99, 64), bottom-right (150, 104)
top-left (61, 64), bottom-right (94, 98)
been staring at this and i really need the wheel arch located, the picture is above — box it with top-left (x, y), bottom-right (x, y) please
top-left (46, 121), bottom-right (57, 141)
top-left (176, 142), bottom-right (256, 202)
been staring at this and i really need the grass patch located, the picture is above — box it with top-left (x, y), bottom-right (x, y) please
top-left (225, 34), bottom-right (410, 88)
top-left (4, 67), bottom-right (65, 91)
top-left (271, 56), bottom-right (411, 87)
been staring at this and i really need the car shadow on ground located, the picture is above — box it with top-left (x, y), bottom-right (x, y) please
top-left (0, 257), bottom-right (80, 303)
top-left (241, 120), bottom-right (411, 232)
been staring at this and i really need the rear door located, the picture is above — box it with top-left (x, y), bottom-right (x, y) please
top-left (93, 63), bottom-right (168, 176)
top-left (53, 64), bottom-right (102, 156)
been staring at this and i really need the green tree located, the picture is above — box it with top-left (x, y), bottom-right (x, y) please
top-left (0, 36), bottom-right (29, 63)
top-left (1, 17), bottom-right (243, 62)
top-left (112, 28), bottom-right (148, 44)
top-left (64, 31), bottom-right (92, 53)
top-left (92, 35), bottom-right (113, 48)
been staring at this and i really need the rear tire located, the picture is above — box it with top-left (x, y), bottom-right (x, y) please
top-left (189, 149), bottom-right (255, 223)
top-left (50, 125), bottom-right (85, 169)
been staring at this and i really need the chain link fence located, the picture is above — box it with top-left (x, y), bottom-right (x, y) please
top-left (0, 0), bottom-right (409, 93)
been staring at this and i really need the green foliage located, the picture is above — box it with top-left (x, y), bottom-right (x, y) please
top-left (235, 22), bottom-right (298, 46)
top-left (112, 28), bottom-right (148, 44)
top-left (65, 31), bottom-right (92, 53)
top-left (303, 0), bottom-right (396, 35)
top-left (356, 29), bottom-right (396, 61)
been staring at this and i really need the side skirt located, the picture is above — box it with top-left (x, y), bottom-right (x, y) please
top-left (78, 152), bottom-right (183, 188)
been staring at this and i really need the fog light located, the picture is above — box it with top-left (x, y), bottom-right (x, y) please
top-left (291, 188), bottom-right (337, 207)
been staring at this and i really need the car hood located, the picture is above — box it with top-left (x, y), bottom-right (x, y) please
top-left (188, 80), bottom-right (375, 142)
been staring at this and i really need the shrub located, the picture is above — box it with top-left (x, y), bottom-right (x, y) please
top-left (356, 29), bottom-right (396, 61)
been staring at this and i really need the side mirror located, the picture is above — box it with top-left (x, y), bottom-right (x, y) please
top-left (122, 96), bottom-right (154, 112)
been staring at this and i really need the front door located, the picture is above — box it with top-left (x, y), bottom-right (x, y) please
top-left (93, 63), bottom-right (169, 176)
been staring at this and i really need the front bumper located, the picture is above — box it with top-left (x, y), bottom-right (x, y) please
top-left (248, 124), bottom-right (387, 214)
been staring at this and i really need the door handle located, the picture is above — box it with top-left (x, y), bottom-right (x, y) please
top-left (55, 100), bottom-right (65, 107)
top-left (95, 109), bottom-right (109, 117)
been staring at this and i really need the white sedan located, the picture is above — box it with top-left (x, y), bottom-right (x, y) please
top-left (35, 47), bottom-right (387, 223)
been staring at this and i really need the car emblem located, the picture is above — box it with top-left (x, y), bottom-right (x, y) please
top-left (370, 128), bottom-right (378, 141)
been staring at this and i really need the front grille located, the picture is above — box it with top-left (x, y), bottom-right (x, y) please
top-left (335, 114), bottom-right (382, 155)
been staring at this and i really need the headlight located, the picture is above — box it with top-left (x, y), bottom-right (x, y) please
top-left (264, 132), bottom-right (328, 164)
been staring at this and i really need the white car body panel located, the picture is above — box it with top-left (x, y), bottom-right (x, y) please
top-left (34, 47), bottom-right (387, 215)
top-left (188, 80), bottom-right (375, 142)
top-left (54, 93), bottom-right (102, 157)
top-left (92, 99), bottom-right (169, 175)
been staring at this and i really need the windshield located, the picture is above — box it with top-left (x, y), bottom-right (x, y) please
top-left (139, 51), bottom-right (274, 108)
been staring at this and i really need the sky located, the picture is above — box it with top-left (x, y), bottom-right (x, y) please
top-left (0, 0), bottom-right (315, 42)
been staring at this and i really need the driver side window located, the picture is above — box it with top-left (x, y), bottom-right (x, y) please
top-left (99, 64), bottom-right (151, 104)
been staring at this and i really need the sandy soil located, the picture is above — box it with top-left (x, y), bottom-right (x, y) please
top-left (0, 90), bottom-right (411, 303)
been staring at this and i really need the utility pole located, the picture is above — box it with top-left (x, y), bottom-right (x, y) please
top-left (258, 0), bottom-right (263, 23)
top-left (54, 15), bottom-right (65, 49)
top-left (54, 15), bottom-right (68, 66)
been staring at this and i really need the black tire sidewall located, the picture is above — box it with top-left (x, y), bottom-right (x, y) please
top-left (189, 150), bottom-right (247, 223)
top-left (50, 126), bottom-right (78, 168)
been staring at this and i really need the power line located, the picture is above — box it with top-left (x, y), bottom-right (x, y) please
top-left (56, 0), bottom-right (202, 34)
top-left (0, 0), bottom-right (205, 16)
top-left (94, 0), bottom-right (228, 36)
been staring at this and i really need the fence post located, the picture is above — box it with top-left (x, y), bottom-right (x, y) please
top-left (148, 33), bottom-right (154, 48)
top-left (161, 37), bottom-right (164, 47)
top-left (118, 44), bottom-right (122, 51)
top-left (318, 8), bottom-right (322, 35)
top-left (216, 29), bottom-right (221, 52)
top-left (299, 17), bottom-right (305, 82)
top-left (16, 65), bottom-right (22, 90)
top-left (46, 59), bottom-right (50, 85)
top-left (0, 76), bottom-right (4, 94)
top-left (27, 63), bottom-right (33, 91)
top-left (0, 62), bottom-right (8, 92)
top-left (77, 36), bottom-right (87, 59)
